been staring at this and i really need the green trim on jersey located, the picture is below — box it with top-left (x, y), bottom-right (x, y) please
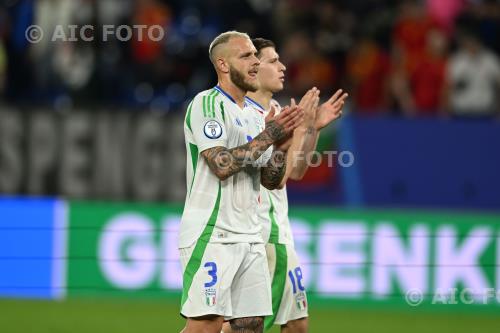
top-left (265, 244), bottom-right (288, 330)
top-left (181, 182), bottom-right (222, 307)
top-left (202, 95), bottom-right (208, 117)
top-left (188, 143), bottom-right (199, 196)
top-left (209, 91), bottom-right (220, 118)
top-left (203, 89), bottom-right (218, 118)
top-left (211, 92), bottom-right (216, 118)
top-left (268, 193), bottom-right (280, 244)
top-left (186, 89), bottom-right (220, 133)
top-left (185, 101), bottom-right (194, 133)
top-left (220, 101), bottom-right (225, 123)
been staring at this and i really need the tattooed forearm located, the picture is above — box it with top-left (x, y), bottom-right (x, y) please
top-left (306, 125), bottom-right (316, 135)
top-left (261, 149), bottom-right (287, 190)
top-left (229, 317), bottom-right (264, 333)
top-left (265, 119), bottom-right (287, 142)
top-left (201, 125), bottom-right (283, 181)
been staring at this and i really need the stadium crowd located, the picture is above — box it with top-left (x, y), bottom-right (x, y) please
top-left (1, 0), bottom-right (500, 118)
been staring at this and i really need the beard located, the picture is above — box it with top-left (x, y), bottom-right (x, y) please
top-left (229, 65), bottom-right (258, 92)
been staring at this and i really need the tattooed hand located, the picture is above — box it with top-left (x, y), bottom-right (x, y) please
top-left (264, 104), bottom-right (303, 142)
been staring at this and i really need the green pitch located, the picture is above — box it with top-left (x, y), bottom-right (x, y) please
top-left (1, 299), bottom-right (499, 333)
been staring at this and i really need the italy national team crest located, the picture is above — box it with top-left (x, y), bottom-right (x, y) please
top-left (295, 291), bottom-right (307, 311)
top-left (205, 288), bottom-right (217, 307)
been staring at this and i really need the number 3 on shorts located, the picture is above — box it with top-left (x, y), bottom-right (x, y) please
top-left (204, 262), bottom-right (217, 287)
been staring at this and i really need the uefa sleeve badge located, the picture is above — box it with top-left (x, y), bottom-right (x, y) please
top-left (204, 120), bottom-right (223, 139)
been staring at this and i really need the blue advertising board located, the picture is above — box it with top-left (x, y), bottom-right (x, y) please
top-left (0, 197), bottom-right (65, 299)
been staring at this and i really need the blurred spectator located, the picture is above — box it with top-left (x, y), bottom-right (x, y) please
top-left (346, 36), bottom-right (390, 113)
top-left (4, 0), bottom-right (36, 102)
top-left (426, 0), bottom-right (465, 34)
top-left (32, 0), bottom-right (96, 103)
top-left (393, 0), bottom-right (439, 75)
top-left (463, 0), bottom-right (500, 54)
top-left (312, 1), bottom-right (354, 58)
top-left (446, 30), bottom-right (500, 117)
top-left (0, 42), bottom-right (5, 97)
top-left (132, 0), bottom-right (171, 65)
top-left (388, 44), bottom-right (415, 114)
top-left (409, 29), bottom-right (448, 115)
top-left (0, 0), bottom-right (499, 119)
top-left (282, 31), bottom-right (337, 99)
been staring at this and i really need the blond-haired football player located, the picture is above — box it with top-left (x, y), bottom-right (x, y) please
top-left (179, 31), bottom-right (304, 333)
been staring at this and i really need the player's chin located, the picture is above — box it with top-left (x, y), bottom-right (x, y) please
top-left (272, 82), bottom-right (284, 93)
top-left (245, 79), bottom-right (259, 92)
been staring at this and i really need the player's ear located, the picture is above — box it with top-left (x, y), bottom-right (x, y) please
top-left (217, 58), bottom-right (230, 74)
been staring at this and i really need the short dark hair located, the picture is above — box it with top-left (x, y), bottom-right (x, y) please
top-left (252, 38), bottom-right (276, 57)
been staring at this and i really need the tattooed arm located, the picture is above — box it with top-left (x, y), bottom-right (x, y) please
top-left (201, 106), bottom-right (303, 181)
top-left (259, 105), bottom-right (305, 190)
top-left (261, 147), bottom-right (288, 190)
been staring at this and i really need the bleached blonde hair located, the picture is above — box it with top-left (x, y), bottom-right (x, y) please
top-left (208, 31), bottom-right (251, 64)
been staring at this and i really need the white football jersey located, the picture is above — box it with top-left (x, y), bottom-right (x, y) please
top-left (245, 97), bottom-right (294, 245)
top-left (179, 86), bottom-right (270, 248)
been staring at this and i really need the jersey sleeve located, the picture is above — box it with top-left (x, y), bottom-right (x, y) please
top-left (188, 94), bottom-right (228, 152)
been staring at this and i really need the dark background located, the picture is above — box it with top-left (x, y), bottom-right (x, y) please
top-left (1, 0), bottom-right (500, 209)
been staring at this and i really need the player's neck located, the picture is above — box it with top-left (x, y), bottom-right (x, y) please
top-left (247, 90), bottom-right (273, 111)
top-left (217, 80), bottom-right (246, 109)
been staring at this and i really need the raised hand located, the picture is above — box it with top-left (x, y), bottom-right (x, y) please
top-left (297, 87), bottom-right (320, 128)
top-left (265, 104), bottom-right (304, 142)
top-left (316, 89), bottom-right (348, 130)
